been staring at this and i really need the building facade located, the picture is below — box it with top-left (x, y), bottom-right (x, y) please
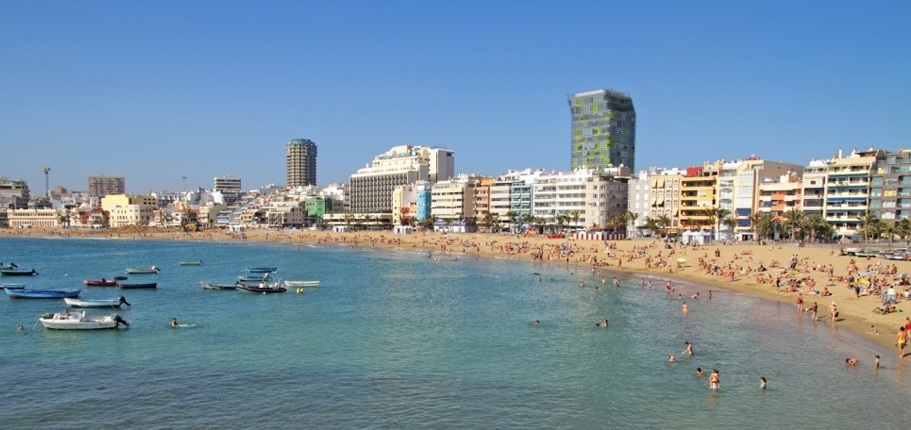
top-left (568, 89), bottom-right (636, 171)
top-left (88, 176), bottom-right (125, 199)
top-left (824, 149), bottom-right (883, 237)
top-left (870, 149), bottom-right (911, 223)
top-left (286, 139), bottom-right (318, 187)
top-left (100, 194), bottom-right (158, 227)
top-left (349, 145), bottom-right (454, 215)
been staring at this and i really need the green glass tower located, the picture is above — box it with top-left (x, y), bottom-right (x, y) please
top-left (568, 89), bottom-right (636, 171)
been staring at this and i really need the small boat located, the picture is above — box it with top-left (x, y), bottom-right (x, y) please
top-left (125, 266), bottom-right (160, 275)
top-left (1, 268), bottom-right (39, 276)
top-left (6, 288), bottom-right (81, 299)
top-left (39, 311), bottom-right (129, 330)
top-left (245, 267), bottom-right (277, 274)
top-left (283, 280), bottom-right (320, 288)
top-left (0, 283), bottom-right (26, 289)
top-left (179, 261), bottom-right (204, 266)
top-left (238, 274), bottom-right (270, 283)
top-left (237, 282), bottom-right (287, 293)
top-left (64, 296), bottom-right (131, 309)
top-left (84, 278), bottom-right (118, 287)
top-left (0, 262), bottom-right (19, 270)
top-left (200, 281), bottom-right (237, 290)
top-left (118, 282), bottom-right (157, 289)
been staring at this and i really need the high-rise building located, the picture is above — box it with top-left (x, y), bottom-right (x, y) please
top-left (88, 175), bottom-right (125, 199)
top-left (286, 139), bottom-right (318, 187)
top-left (568, 89), bottom-right (636, 171)
top-left (349, 145), bottom-right (454, 215)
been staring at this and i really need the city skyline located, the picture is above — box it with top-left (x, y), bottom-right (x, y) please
top-left (1, 1), bottom-right (908, 193)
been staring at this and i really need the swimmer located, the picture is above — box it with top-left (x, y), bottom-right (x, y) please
top-left (533, 320), bottom-right (540, 326)
top-left (691, 292), bottom-right (699, 300)
top-left (845, 357), bottom-right (859, 366)
top-left (709, 369), bottom-right (721, 391)
top-left (707, 290), bottom-right (712, 300)
top-left (759, 377), bottom-right (767, 390)
top-left (684, 341), bottom-right (694, 355)
top-left (17, 325), bottom-right (25, 332)
top-left (668, 354), bottom-right (676, 363)
top-left (613, 277), bottom-right (619, 287)
top-left (682, 301), bottom-right (689, 314)
top-left (595, 319), bottom-right (608, 328)
top-left (579, 281), bottom-right (585, 288)
top-left (874, 354), bottom-right (880, 369)
top-left (695, 367), bottom-right (704, 377)
top-left (171, 318), bottom-right (179, 328)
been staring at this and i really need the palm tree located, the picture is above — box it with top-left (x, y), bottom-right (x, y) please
top-left (781, 208), bottom-right (805, 241)
top-left (801, 213), bottom-right (830, 243)
top-left (753, 213), bottom-right (774, 241)
top-left (655, 214), bottom-right (672, 238)
top-left (893, 218), bottom-right (911, 246)
top-left (570, 210), bottom-right (582, 229)
top-left (504, 210), bottom-right (518, 232)
top-left (856, 213), bottom-right (880, 244)
top-left (713, 208), bottom-right (731, 240)
top-left (623, 211), bottom-right (639, 237)
top-left (722, 213), bottom-right (738, 241)
top-left (700, 207), bottom-right (719, 234)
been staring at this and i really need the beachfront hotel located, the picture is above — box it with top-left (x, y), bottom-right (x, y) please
top-left (568, 88), bottom-right (636, 172)
top-left (286, 138), bottom-right (318, 187)
top-left (348, 145), bottom-right (454, 220)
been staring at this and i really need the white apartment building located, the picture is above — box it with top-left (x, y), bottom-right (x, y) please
top-left (349, 145), bottom-right (454, 215)
top-left (801, 159), bottom-right (829, 217)
top-left (532, 168), bottom-right (629, 231)
top-left (627, 170), bottom-right (651, 237)
top-left (430, 174), bottom-right (480, 222)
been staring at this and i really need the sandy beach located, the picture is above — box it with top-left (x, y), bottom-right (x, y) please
top-left (4, 226), bottom-right (910, 355)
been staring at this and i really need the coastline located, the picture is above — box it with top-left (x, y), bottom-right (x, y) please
top-left (3, 226), bottom-right (909, 354)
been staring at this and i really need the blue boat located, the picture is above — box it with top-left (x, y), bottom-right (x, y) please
top-left (246, 267), bottom-right (277, 274)
top-left (5, 288), bottom-right (81, 299)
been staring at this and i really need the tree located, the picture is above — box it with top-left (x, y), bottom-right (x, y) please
top-left (623, 211), bottom-right (639, 237)
top-left (655, 214), bottom-right (672, 238)
top-left (856, 213), bottom-right (881, 244)
top-left (801, 213), bottom-right (831, 243)
top-left (504, 210), bottom-right (518, 232)
top-left (722, 213), bottom-right (739, 240)
top-left (570, 210), bottom-right (582, 229)
top-left (781, 208), bottom-right (805, 241)
top-left (893, 218), bottom-right (911, 245)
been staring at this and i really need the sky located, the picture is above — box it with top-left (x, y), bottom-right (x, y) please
top-left (1, 1), bottom-right (909, 194)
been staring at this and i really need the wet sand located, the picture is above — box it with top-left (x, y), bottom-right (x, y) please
top-left (4, 226), bottom-right (910, 354)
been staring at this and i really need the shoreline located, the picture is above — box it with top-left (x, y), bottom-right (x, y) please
top-left (3, 226), bottom-right (909, 355)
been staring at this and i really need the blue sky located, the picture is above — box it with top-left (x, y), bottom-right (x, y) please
top-left (1, 1), bottom-right (909, 193)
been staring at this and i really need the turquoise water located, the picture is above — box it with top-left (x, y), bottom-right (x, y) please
top-left (0, 237), bottom-right (908, 429)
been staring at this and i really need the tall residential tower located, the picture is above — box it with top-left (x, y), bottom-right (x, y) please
top-left (568, 89), bottom-right (636, 171)
top-left (286, 139), bottom-right (318, 187)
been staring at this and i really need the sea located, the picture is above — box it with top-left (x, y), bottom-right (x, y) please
top-left (0, 236), bottom-right (908, 429)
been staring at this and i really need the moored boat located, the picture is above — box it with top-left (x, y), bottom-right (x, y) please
top-left (83, 278), bottom-right (119, 287)
top-left (245, 267), bottom-right (277, 274)
top-left (64, 296), bottom-right (131, 308)
top-left (1, 269), bottom-right (39, 276)
top-left (0, 262), bottom-right (19, 270)
top-left (237, 282), bottom-right (287, 293)
top-left (39, 311), bottom-right (129, 330)
top-left (200, 281), bottom-right (237, 290)
top-left (283, 280), bottom-right (320, 288)
top-left (179, 261), bottom-right (204, 266)
top-left (5, 288), bottom-right (81, 299)
top-left (118, 282), bottom-right (157, 289)
top-left (238, 273), bottom-right (270, 283)
top-left (0, 283), bottom-right (26, 289)
top-left (125, 266), bottom-right (160, 275)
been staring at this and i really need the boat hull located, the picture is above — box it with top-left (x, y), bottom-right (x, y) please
top-left (1, 269), bottom-right (38, 276)
top-left (284, 280), bottom-right (320, 287)
top-left (201, 283), bottom-right (237, 290)
top-left (64, 298), bottom-right (123, 308)
top-left (39, 312), bottom-right (122, 330)
top-left (5, 288), bottom-right (81, 299)
top-left (238, 285), bottom-right (287, 293)
top-left (125, 267), bottom-right (159, 275)
top-left (118, 282), bottom-right (157, 289)
top-left (84, 279), bottom-right (118, 287)
top-left (179, 262), bottom-right (203, 266)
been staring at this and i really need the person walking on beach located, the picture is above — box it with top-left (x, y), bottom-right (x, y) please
top-left (808, 301), bottom-right (819, 321)
top-left (898, 327), bottom-right (907, 358)
top-left (795, 293), bottom-right (804, 312)
top-left (829, 302), bottom-right (838, 323)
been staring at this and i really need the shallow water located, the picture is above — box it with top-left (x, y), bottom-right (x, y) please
top-left (0, 237), bottom-right (908, 429)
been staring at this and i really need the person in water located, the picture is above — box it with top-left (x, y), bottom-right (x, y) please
top-left (532, 320), bottom-right (540, 326)
top-left (845, 357), bottom-right (860, 366)
top-left (171, 318), bottom-right (179, 327)
top-left (709, 369), bottom-right (721, 391)
top-left (759, 377), bottom-right (767, 390)
top-left (695, 367), bottom-right (704, 377)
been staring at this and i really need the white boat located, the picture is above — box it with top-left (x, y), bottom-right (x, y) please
top-left (64, 296), bottom-right (131, 309)
top-left (39, 311), bottom-right (129, 330)
top-left (125, 266), bottom-right (160, 275)
top-left (283, 280), bottom-right (320, 288)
